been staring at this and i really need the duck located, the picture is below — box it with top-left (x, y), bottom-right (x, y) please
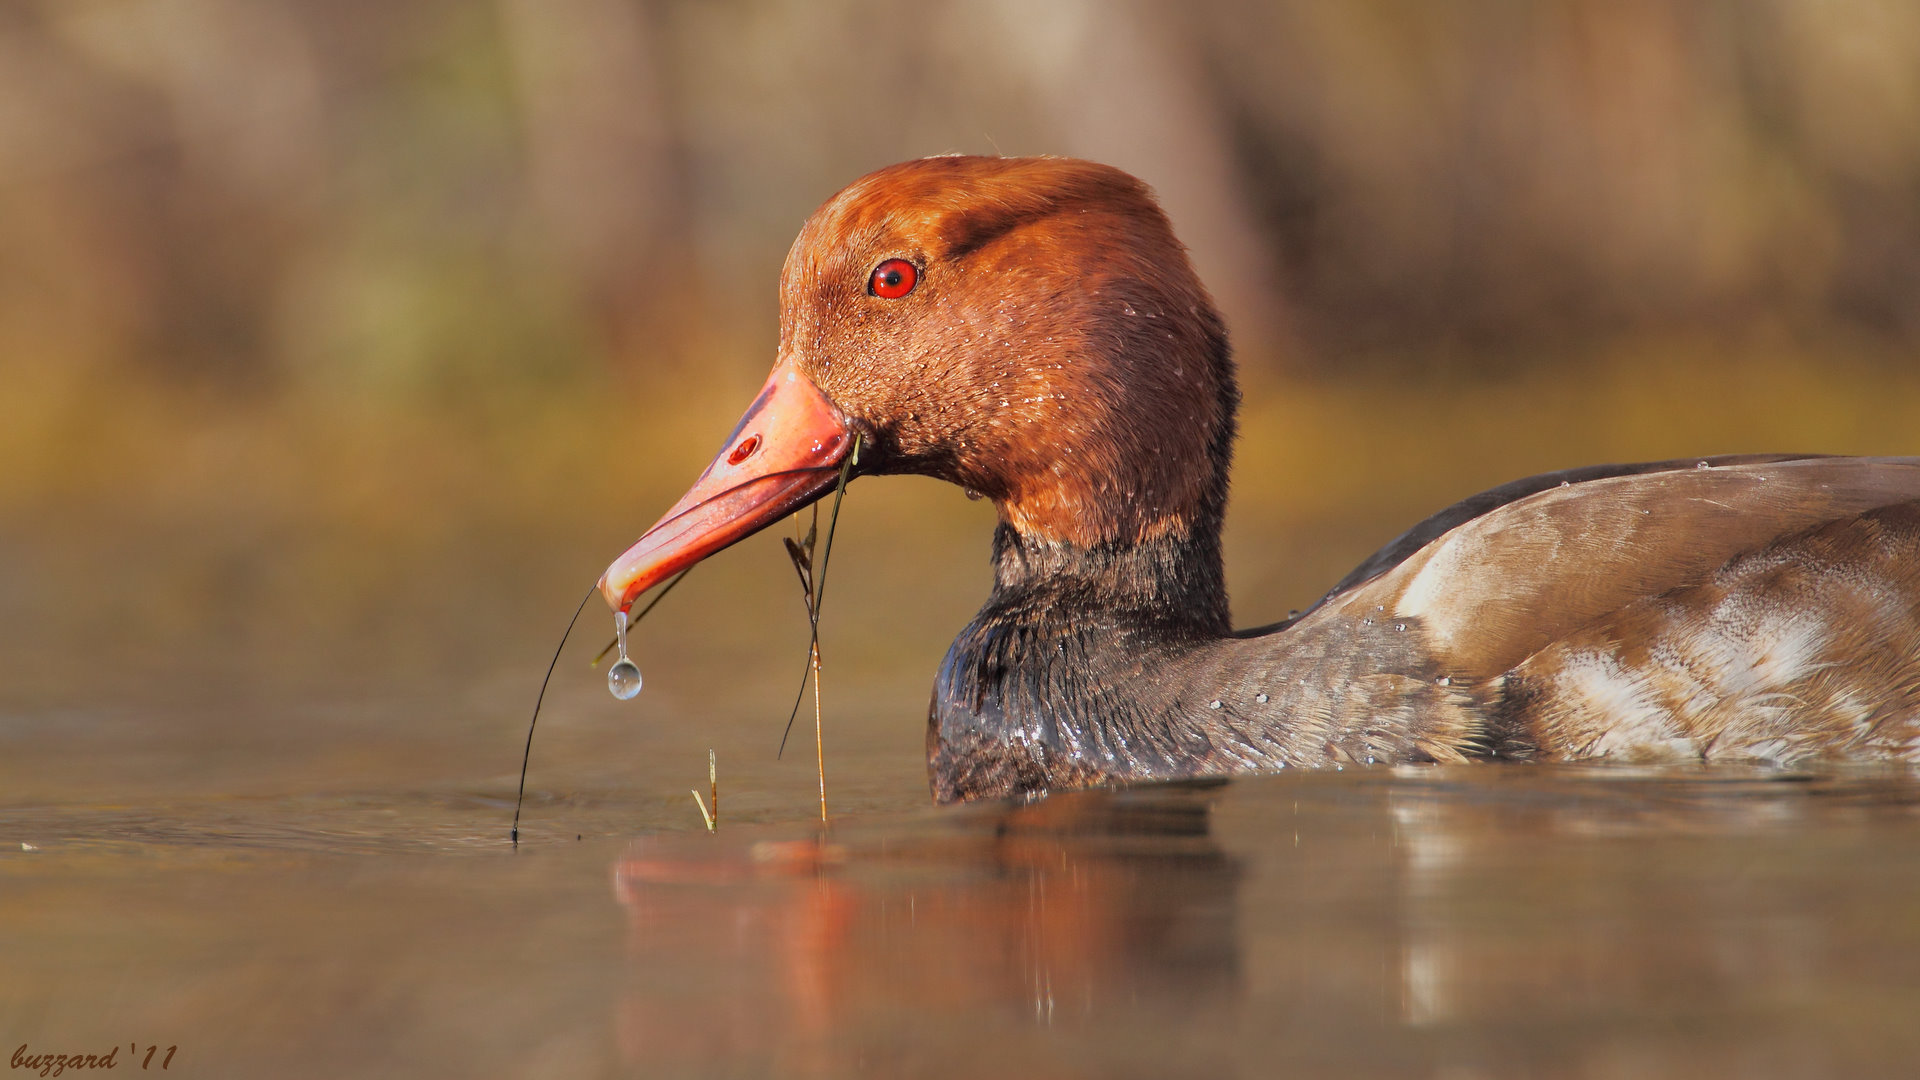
top-left (599, 155), bottom-right (1920, 803)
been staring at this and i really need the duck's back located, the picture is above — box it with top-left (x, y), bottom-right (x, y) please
top-left (1503, 498), bottom-right (1920, 763)
top-left (1268, 455), bottom-right (1920, 764)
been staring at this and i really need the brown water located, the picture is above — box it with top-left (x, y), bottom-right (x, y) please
top-left (6, 762), bottom-right (1920, 1078)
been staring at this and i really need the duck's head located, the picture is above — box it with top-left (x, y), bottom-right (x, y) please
top-left (600, 156), bottom-right (1237, 615)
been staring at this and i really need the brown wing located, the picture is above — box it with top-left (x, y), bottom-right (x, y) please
top-left (1314, 453), bottom-right (1825, 602)
top-left (1291, 456), bottom-right (1920, 681)
top-left (1504, 500), bottom-right (1920, 763)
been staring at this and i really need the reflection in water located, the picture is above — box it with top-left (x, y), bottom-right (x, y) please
top-left (610, 768), bottom-right (1920, 1078)
top-left (1385, 769), bottom-right (1920, 1075)
top-left (7, 768), bottom-right (1918, 1077)
top-left (613, 784), bottom-right (1242, 1076)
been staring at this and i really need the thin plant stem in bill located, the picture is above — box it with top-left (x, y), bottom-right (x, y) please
top-left (511, 583), bottom-right (598, 847)
top-left (775, 434), bottom-right (861, 822)
top-left (514, 566), bottom-right (695, 845)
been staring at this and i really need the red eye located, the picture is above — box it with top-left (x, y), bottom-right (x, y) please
top-left (868, 258), bottom-right (917, 299)
top-left (726, 434), bottom-right (760, 465)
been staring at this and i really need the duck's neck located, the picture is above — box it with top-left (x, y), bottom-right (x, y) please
top-left (929, 523), bottom-right (1234, 803)
top-left (984, 523), bottom-right (1231, 638)
top-left (928, 316), bottom-right (1242, 801)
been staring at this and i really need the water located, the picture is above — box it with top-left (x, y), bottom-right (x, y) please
top-left (5, 764), bottom-right (1919, 1078)
top-left (608, 609), bottom-right (643, 700)
top-left (10, 446), bottom-right (1920, 1076)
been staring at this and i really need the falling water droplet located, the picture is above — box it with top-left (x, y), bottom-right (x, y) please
top-left (608, 609), bottom-right (643, 700)
top-left (608, 659), bottom-right (642, 700)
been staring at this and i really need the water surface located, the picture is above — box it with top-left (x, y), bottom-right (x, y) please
top-left (6, 764), bottom-right (1918, 1078)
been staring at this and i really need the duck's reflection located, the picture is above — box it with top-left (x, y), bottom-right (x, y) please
top-left (609, 768), bottom-right (1920, 1075)
top-left (611, 783), bottom-right (1241, 1074)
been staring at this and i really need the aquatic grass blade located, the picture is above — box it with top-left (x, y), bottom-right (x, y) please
top-left (511, 583), bottom-right (598, 847)
top-left (777, 435), bottom-right (860, 760)
top-left (517, 565), bottom-right (696, 845)
top-left (782, 536), bottom-right (814, 606)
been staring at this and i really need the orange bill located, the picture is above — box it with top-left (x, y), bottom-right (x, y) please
top-left (599, 366), bottom-right (853, 613)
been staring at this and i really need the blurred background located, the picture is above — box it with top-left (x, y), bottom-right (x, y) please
top-left (4, 0), bottom-right (1920, 820)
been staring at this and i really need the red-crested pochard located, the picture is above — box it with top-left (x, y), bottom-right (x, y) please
top-left (601, 156), bottom-right (1920, 803)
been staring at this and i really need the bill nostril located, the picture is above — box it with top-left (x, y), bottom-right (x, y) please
top-left (727, 434), bottom-right (761, 466)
